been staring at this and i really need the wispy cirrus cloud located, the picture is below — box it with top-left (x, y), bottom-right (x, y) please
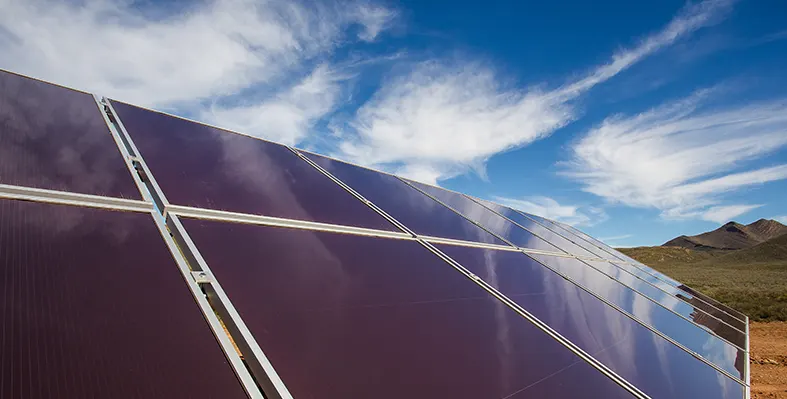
top-left (0, 0), bottom-right (395, 144)
top-left (201, 64), bottom-right (347, 145)
top-left (563, 90), bottom-right (787, 224)
top-left (598, 234), bottom-right (633, 246)
top-left (332, 0), bottom-right (732, 184)
top-left (492, 196), bottom-right (607, 227)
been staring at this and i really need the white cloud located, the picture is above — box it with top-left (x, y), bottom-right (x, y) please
top-left (774, 216), bottom-right (787, 224)
top-left (352, 4), bottom-right (398, 42)
top-left (491, 196), bottom-right (607, 227)
top-left (564, 91), bottom-right (787, 222)
top-left (598, 234), bottom-right (633, 242)
top-left (202, 64), bottom-right (345, 145)
top-left (698, 205), bottom-right (763, 224)
top-left (332, 0), bottom-right (730, 184)
top-left (0, 0), bottom-right (395, 142)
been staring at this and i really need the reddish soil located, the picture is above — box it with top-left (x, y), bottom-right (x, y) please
top-left (751, 322), bottom-right (787, 398)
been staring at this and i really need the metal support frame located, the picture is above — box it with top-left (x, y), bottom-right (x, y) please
top-left (745, 316), bottom-right (751, 399)
top-left (92, 94), bottom-right (153, 204)
top-left (0, 183), bottom-right (152, 213)
top-left (104, 99), bottom-right (171, 213)
top-left (168, 214), bottom-right (292, 399)
top-left (100, 99), bottom-right (273, 398)
top-left (420, 235), bottom-right (521, 251)
top-left (151, 213), bottom-right (265, 398)
top-left (169, 204), bottom-right (413, 241)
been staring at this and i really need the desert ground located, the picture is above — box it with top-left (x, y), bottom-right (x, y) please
top-left (751, 322), bottom-right (787, 398)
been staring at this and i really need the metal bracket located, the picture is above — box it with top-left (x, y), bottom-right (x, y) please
top-left (191, 270), bottom-right (212, 284)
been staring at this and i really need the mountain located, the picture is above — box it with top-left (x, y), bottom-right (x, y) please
top-left (711, 232), bottom-right (787, 265)
top-left (662, 219), bottom-right (787, 250)
top-left (618, 232), bottom-right (787, 322)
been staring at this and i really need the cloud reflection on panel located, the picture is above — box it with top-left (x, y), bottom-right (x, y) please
top-left (303, 151), bottom-right (507, 245)
top-left (0, 71), bottom-right (141, 199)
top-left (109, 101), bottom-right (396, 231)
top-left (437, 246), bottom-right (743, 398)
top-left (583, 260), bottom-right (746, 349)
top-left (407, 180), bottom-right (562, 252)
top-left (529, 254), bottom-right (743, 380)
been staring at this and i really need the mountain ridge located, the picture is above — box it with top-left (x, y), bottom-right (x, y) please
top-left (662, 218), bottom-right (787, 250)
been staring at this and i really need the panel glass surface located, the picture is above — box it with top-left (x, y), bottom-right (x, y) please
top-left (479, 199), bottom-right (602, 258)
top-left (111, 101), bottom-right (397, 231)
top-left (438, 245), bottom-right (744, 399)
top-left (483, 203), bottom-right (747, 333)
top-left (0, 199), bottom-right (246, 398)
top-left (406, 180), bottom-right (563, 252)
top-left (0, 71), bottom-right (141, 199)
top-left (181, 217), bottom-right (637, 399)
top-left (520, 210), bottom-right (623, 261)
top-left (556, 219), bottom-right (748, 323)
top-left (608, 261), bottom-right (747, 332)
top-left (305, 152), bottom-right (506, 245)
top-left (582, 259), bottom-right (746, 348)
top-left (528, 254), bottom-right (745, 379)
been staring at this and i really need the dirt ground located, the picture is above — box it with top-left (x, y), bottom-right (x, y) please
top-left (751, 322), bottom-right (787, 398)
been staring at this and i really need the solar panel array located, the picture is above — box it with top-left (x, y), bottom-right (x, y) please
top-left (0, 68), bottom-right (750, 399)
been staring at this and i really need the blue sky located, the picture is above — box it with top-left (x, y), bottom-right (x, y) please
top-left (1, 0), bottom-right (786, 246)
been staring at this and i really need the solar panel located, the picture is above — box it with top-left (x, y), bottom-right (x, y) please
top-left (528, 253), bottom-right (745, 380)
top-left (178, 217), bottom-right (639, 399)
top-left (556, 222), bottom-right (750, 323)
top-left (437, 244), bottom-right (745, 399)
top-left (0, 199), bottom-right (246, 398)
top-left (479, 199), bottom-right (605, 258)
top-left (2, 69), bottom-right (749, 399)
top-left (606, 260), bottom-right (747, 331)
top-left (303, 151), bottom-right (507, 245)
top-left (405, 180), bottom-right (564, 253)
top-left (551, 218), bottom-right (748, 323)
top-left (109, 101), bottom-right (398, 231)
top-left (0, 71), bottom-right (141, 200)
top-left (520, 210), bottom-right (625, 261)
top-left (580, 259), bottom-right (746, 347)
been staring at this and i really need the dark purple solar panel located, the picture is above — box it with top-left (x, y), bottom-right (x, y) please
top-left (110, 101), bottom-right (397, 231)
top-left (406, 180), bottom-right (563, 252)
top-left (479, 199), bottom-right (601, 258)
top-left (0, 199), bottom-right (246, 398)
top-left (556, 221), bottom-right (749, 322)
top-left (519, 210), bottom-right (624, 261)
top-left (528, 254), bottom-right (745, 379)
top-left (607, 260), bottom-right (747, 332)
top-left (181, 217), bottom-right (637, 399)
top-left (304, 152), bottom-right (506, 245)
top-left (438, 245), bottom-right (744, 399)
top-left (580, 260), bottom-right (746, 348)
top-left (546, 216), bottom-right (748, 323)
top-left (0, 71), bottom-right (141, 200)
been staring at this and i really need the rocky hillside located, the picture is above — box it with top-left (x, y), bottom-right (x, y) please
top-left (663, 219), bottom-right (787, 250)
